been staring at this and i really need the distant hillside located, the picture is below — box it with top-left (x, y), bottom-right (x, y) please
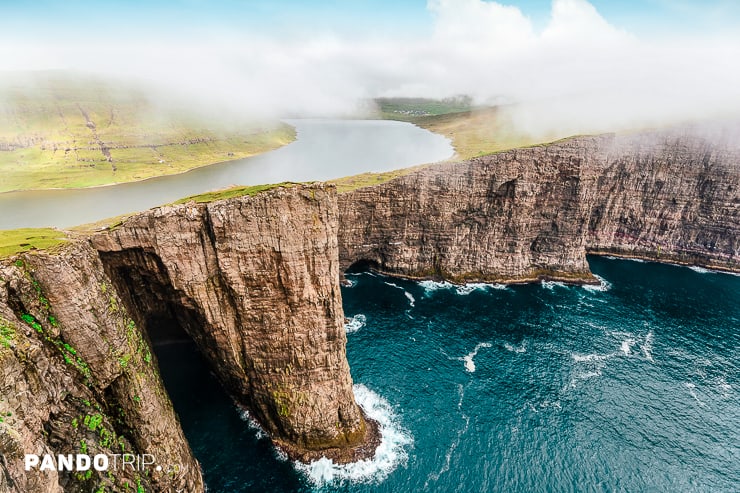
top-left (0, 72), bottom-right (294, 192)
top-left (374, 96), bottom-right (473, 119)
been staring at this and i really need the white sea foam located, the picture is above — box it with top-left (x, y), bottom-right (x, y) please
top-left (344, 314), bottom-right (367, 334)
top-left (541, 280), bottom-right (567, 290)
top-left (462, 342), bottom-right (492, 372)
top-left (455, 283), bottom-right (489, 295)
top-left (689, 265), bottom-right (710, 274)
top-left (582, 274), bottom-right (612, 292)
top-left (641, 331), bottom-right (654, 361)
top-left (620, 338), bottom-right (636, 356)
top-left (503, 341), bottom-right (527, 354)
top-left (425, 384), bottom-right (469, 486)
top-left (717, 378), bottom-right (732, 398)
top-left (572, 353), bottom-right (612, 362)
top-left (237, 407), bottom-right (267, 440)
top-left (343, 278), bottom-right (357, 288)
top-left (685, 382), bottom-right (708, 408)
top-left (404, 291), bottom-right (416, 307)
top-left (294, 384), bottom-right (412, 486)
top-left (418, 280), bottom-right (454, 293)
top-left (419, 280), bottom-right (509, 296)
top-left (606, 256), bottom-right (646, 263)
top-left (384, 281), bottom-right (404, 290)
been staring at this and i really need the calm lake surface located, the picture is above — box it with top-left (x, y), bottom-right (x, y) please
top-left (0, 119), bottom-right (452, 229)
top-left (155, 257), bottom-right (740, 492)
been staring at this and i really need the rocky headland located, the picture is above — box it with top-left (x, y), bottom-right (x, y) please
top-left (0, 124), bottom-right (738, 492)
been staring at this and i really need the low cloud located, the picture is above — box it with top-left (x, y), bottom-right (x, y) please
top-left (2, 0), bottom-right (739, 136)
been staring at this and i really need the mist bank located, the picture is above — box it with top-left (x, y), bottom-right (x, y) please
top-left (0, 71), bottom-right (296, 193)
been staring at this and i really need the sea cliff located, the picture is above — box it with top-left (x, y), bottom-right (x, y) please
top-left (338, 126), bottom-right (738, 282)
top-left (0, 125), bottom-right (738, 492)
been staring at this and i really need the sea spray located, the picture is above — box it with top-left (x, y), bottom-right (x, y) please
top-left (344, 314), bottom-right (367, 334)
top-left (462, 342), bottom-right (492, 372)
top-left (294, 384), bottom-right (412, 486)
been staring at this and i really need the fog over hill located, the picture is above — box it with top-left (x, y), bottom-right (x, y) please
top-left (1, 0), bottom-right (739, 140)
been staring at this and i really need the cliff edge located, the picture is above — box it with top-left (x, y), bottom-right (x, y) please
top-left (338, 126), bottom-right (738, 282)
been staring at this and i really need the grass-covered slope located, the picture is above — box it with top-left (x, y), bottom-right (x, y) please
top-left (374, 98), bottom-right (570, 160)
top-left (0, 72), bottom-right (295, 192)
top-left (0, 228), bottom-right (68, 257)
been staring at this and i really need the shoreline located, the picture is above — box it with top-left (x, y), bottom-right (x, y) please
top-left (586, 250), bottom-right (740, 276)
top-left (347, 266), bottom-right (602, 287)
top-left (0, 125), bottom-right (297, 195)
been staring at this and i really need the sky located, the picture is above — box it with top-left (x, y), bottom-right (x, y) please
top-left (1, 0), bottom-right (739, 134)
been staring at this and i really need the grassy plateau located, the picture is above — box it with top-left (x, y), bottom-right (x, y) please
top-left (0, 72), bottom-right (295, 193)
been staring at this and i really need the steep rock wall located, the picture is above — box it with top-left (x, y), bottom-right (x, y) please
top-left (338, 128), bottom-right (739, 281)
top-left (0, 242), bottom-right (203, 492)
top-left (91, 184), bottom-right (372, 463)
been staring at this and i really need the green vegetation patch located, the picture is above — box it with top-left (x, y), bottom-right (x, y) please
top-left (0, 319), bottom-right (15, 348)
top-left (0, 228), bottom-right (68, 258)
top-left (0, 72), bottom-right (296, 192)
top-left (330, 164), bottom-right (430, 193)
top-left (172, 182), bottom-right (301, 204)
top-left (375, 96), bottom-right (473, 119)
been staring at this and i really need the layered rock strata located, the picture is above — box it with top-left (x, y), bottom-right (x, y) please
top-left (1, 184), bottom-right (373, 493)
top-left (91, 184), bottom-right (372, 463)
top-left (338, 127), bottom-right (739, 282)
top-left (1, 124), bottom-right (738, 492)
top-left (0, 242), bottom-right (203, 492)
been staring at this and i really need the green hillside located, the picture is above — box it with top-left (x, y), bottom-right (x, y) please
top-left (0, 72), bottom-right (294, 192)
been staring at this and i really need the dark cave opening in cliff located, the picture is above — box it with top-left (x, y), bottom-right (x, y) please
top-left (345, 258), bottom-right (381, 274)
top-left (97, 252), bottom-right (304, 489)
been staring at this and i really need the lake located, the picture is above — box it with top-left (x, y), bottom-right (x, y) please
top-left (0, 119), bottom-right (452, 229)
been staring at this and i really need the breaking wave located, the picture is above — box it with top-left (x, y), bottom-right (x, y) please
top-left (419, 280), bottom-right (509, 296)
top-left (541, 280), bottom-right (567, 290)
top-left (345, 314), bottom-right (367, 334)
top-left (294, 384), bottom-right (413, 487)
top-left (582, 274), bottom-right (612, 292)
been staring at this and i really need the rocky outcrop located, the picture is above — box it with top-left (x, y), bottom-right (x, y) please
top-left (338, 125), bottom-right (739, 282)
top-left (1, 123), bottom-right (737, 492)
top-left (90, 184), bottom-right (373, 463)
top-left (1, 184), bottom-right (374, 492)
top-left (0, 242), bottom-right (203, 492)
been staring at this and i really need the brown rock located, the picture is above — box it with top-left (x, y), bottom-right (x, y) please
top-left (338, 126), bottom-right (739, 282)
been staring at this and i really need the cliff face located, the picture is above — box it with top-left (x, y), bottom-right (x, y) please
top-left (338, 127), bottom-right (739, 282)
top-left (90, 184), bottom-right (371, 463)
top-left (2, 124), bottom-right (737, 492)
top-left (0, 242), bottom-right (203, 492)
top-left (1, 184), bottom-right (372, 492)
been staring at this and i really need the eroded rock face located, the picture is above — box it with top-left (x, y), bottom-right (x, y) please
top-left (1, 125), bottom-right (737, 492)
top-left (91, 184), bottom-right (371, 463)
top-left (338, 127), bottom-right (739, 282)
top-left (0, 242), bottom-right (203, 493)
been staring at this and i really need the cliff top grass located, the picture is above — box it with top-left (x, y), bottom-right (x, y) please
top-left (329, 165), bottom-right (430, 193)
top-left (172, 182), bottom-right (303, 204)
top-left (0, 228), bottom-right (68, 258)
top-left (0, 71), bottom-right (295, 193)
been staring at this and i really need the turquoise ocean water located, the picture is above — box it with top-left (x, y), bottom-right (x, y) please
top-left (155, 256), bottom-right (739, 492)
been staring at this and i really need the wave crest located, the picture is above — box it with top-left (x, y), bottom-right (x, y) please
top-left (294, 384), bottom-right (412, 487)
top-left (344, 314), bottom-right (367, 334)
